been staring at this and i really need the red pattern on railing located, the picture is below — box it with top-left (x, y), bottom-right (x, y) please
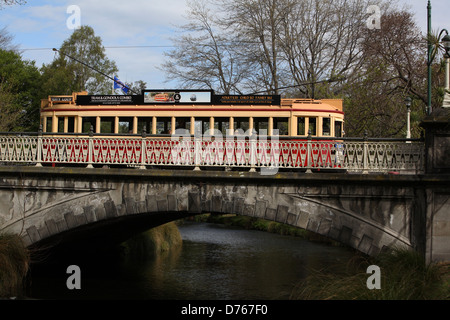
top-left (0, 135), bottom-right (424, 173)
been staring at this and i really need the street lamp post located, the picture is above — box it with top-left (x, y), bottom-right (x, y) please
top-left (427, 1), bottom-right (432, 115)
top-left (427, 1), bottom-right (450, 113)
top-left (405, 97), bottom-right (411, 141)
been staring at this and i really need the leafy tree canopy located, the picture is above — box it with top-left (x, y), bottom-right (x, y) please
top-left (0, 49), bottom-right (41, 131)
top-left (41, 25), bottom-right (118, 95)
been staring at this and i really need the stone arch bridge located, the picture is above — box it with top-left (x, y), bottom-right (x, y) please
top-left (0, 166), bottom-right (448, 262)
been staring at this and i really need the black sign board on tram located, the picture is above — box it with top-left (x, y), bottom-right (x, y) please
top-left (76, 90), bottom-right (281, 106)
top-left (213, 94), bottom-right (281, 105)
top-left (76, 95), bottom-right (142, 105)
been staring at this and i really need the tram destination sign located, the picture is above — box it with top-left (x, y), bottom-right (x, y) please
top-left (76, 95), bottom-right (142, 105)
top-left (213, 94), bottom-right (280, 105)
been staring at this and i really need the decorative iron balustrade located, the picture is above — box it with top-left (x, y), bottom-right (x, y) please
top-left (0, 133), bottom-right (425, 174)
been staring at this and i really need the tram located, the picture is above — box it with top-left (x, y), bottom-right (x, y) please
top-left (40, 90), bottom-right (344, 137)
top-left (39, 90), bottom-right (345, 170)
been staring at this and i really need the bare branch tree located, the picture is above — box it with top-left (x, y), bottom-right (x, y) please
top-left (216, 0), bottom-right (297, 94)
top-left (0, 0), bottom-right (26, 9)
top-left (0, 26), bottom-right (19, 52)
top-left (160, 0), bottom-right (245, 94)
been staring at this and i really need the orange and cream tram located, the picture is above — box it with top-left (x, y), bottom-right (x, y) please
top-left (39, 90), bottom-right (344, 170)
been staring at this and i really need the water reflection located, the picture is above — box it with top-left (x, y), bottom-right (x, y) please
top-left (28, 222), bottom-right (355, 300)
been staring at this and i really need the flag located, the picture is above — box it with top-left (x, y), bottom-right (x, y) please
top-left (114, 76), bottom-right (129, 94)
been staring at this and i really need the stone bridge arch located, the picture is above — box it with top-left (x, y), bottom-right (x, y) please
top-left (0, 167), bottom-right (417, 256)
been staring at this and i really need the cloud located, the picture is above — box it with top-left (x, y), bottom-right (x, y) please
top-left (69, 0), bottom-right (189, 87)
top-left (74, 0), bottom-right (188, 43)
top-left (7, 4), bottom-right (67, 33)
top-left (0, 0), bottom-right (189, 88)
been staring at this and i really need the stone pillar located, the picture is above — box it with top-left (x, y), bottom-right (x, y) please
top-left (421, 109), bottom-right (450, 263)
top-left (421, 108), bottom-right (450, 174)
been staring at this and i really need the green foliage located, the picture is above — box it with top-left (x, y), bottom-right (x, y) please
top-left (0, 49), bottom-right (42, 131)
top-left (41, 25), bottom-right (118, 95)
top-left (119, 222), bottom-right (182, 260)
top-left (0, 233), bottom-right (30, 298)
top-left (195, 214), bottom-right (317, 240)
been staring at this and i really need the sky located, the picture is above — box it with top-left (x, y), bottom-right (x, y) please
top-left (0, 0), bottom-right (448, 91)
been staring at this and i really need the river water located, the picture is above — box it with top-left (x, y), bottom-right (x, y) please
top-left (26, 222), bottom-right (355, 300)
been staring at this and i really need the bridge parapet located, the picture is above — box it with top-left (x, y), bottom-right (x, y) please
top-left (0, 132), bottom-right (424, 174)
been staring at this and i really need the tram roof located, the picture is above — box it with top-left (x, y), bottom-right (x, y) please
top-left (41, 91), bottom-right (343, 113)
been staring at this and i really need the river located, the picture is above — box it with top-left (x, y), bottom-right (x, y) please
top-left (26, 221), bottom-right (356, 300)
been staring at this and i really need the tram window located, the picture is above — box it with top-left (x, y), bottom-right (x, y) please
top-left (194, 117), bottom-right (210, 136)
top-left (137, 117), bottom-right (151, 134)
top-left (253, 117), bottom-right (269, 134)
top-left (175, 117), bottom-right (191, 131)
top-left (57, 117), bottom-right (64, 133)
top-left (82, 117), bottom-right (96, 133)
top-left (46, 117), bottom-right (52, 133)
top-left (233, 117), bottom-right (249, 133)
top-left (67, 117), bottom-right (75, 133)
top-left (214, 117), bottom-right (230, 135)
top-left (101, 117), bottom-right (115, 134)
top-left (273, 117), bottom-right (289, 135)
top-left (308, 117), bottom-right (317, 136)
top-left (120, 117), bottom-right (134, 134)
top-left (322, 118), bottom-right (331, 136)
top-left (335, 121), bottom-right (343, 137)
top-left (156, 117), bottom-right (172, 134)
top-left (298, 117), bottom-right (306, 136)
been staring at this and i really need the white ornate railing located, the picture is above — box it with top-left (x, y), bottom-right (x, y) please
top-left (0, 133), bottom-right (425, 174)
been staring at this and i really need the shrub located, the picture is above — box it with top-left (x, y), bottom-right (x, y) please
top-left (0, 233), bottom-right (30, 298)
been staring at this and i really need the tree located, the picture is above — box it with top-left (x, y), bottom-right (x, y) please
top-left (0, 26), bottom-right (18, 51)
top-left (0, 0), bottom-right (26, 9)
top-left (342, 9), bottom-right (428, 137)
top-left (0, 49), bottom-right (42, 131)
top-left (277, 0), bottom-right (375, 98)
top-left (41, 26), bottom-right (118, 95)
top-left (163, 0), bottom-right (393, 96)
top-left (124, 80), bottom-right (147, 95)
top-left (217, 0), bottom-right (294, 94)
top-left (160, 0), bottom-right (245, 94)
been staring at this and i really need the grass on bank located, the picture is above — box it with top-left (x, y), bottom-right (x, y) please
top-left (290, 248), bottom-right (450, 300)
top-left (0, 233), bottom-right (29, 298)
top-left (119, 222), bottom-right (182, 260)
top-left (190, 213), bottom-right (339, 244)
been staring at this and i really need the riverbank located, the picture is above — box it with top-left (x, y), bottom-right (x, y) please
top-left (188, 213), bottom-right (341, 245)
